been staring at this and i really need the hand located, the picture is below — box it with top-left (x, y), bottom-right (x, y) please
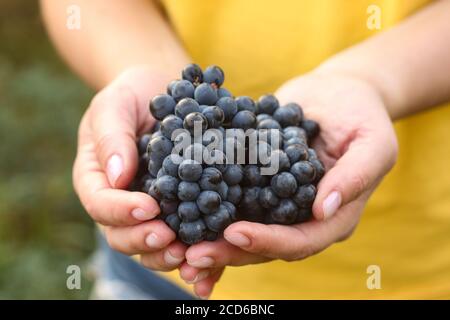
top-left (73, 66), bottom-right (188, 271)
top-left (179, 70), bottom-right (398, 298)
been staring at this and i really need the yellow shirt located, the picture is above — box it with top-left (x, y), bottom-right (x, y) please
top-left (159, 0), bottom-right (450, 299)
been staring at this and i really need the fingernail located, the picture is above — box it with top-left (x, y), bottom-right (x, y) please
top-left (131, 208), bottom-right (153, 221)
top-left (188, 257), bottom-right (214, 268)
top-left (145, 233), bottom-right (163, 249)
top-left (164, 250), bottom-right (184, 266)
top-left (186, 270), bottom-right (209, 284)
top-left (106, 154), bottom-right (123, 187)
top-left (225, 233), bottom-right (251, 247)
top-left (198, 293), bottom-right (211, 300)
top-left (196, 288), bottom-right (212, 299)
top-left (323, 191), bottom-right (342, 219)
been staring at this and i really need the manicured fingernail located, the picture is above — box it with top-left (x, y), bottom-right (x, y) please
top-left (145, 233), bottom-right (163, 249)
top-left (186, 270), bottom-right (209, 284)
top-left (106, 154), bottom-right (123, 187)
top-left (131, 208), bottom-right (153, 221)
top-left (188, 257), bottom-right (214, 268)
top-left (164, 250), bottom-right (184, 266)
top-left (225, 233), bottom-right (251, 247)
top-left (197, 292), bottom-right (211, 300)
top-left (323, 191), bottom-right (342, 219)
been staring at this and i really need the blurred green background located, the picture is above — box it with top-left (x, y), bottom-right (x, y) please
top-left (0, 1), bottom-right (95, 298)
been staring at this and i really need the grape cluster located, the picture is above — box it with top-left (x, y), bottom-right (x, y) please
top-left (131, 64), bottom-right (325, 245)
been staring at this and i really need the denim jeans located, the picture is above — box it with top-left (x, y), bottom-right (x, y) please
top-left (90, 232), bottom-right (194, 300)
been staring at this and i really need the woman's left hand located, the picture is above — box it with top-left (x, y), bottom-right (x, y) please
top-left (179, 70), bottom-right (398, 299)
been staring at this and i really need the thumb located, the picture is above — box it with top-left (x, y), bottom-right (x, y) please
top-left (312, 132), bottom-right (397, 220)
top-left (89, 85), bottom-right (146, 189)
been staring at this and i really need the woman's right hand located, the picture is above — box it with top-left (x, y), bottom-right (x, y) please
top-left (73, 66), bottom-right (188, 271)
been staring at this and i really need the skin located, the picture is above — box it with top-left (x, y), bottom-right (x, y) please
top-left (73, 67), bottom-right (189, 271)
top-left (41, 0), bottom-right (450, 299)
top-left (41, 0), bottom-right (191, 273)
top-left (182, 72), bottom-right (397, 298)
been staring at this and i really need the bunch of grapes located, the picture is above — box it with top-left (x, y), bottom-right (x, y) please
top-left (131, 64), bottom-right (325, 245)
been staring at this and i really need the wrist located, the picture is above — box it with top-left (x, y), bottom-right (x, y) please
top-left (100, 58), bottom-right (189, 91)
top-left (112, 65), bottom-right (177, 88)
top-left (314, 56), bottom-right (404, 120)
top-left (107, 65), bottom-right (176, 113)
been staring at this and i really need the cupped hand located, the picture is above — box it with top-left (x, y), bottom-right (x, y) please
top-left (73, 66), bottom-right (188, 271)
top-left (180, 70), bottom-right (399, 298)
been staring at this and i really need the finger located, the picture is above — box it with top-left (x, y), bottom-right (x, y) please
top-left (73, 142), bottom-right (159, 226)
top-left (104, 219), bottom-right (176, 255)
top-left (223, 204), bottom-right (362, 261)
top-left (82, 189), bottom-right (160, 226)
top-left (89, 85), bottom-right (149, 188)
top-left (140, 241), bottom-right (187, 271)
top-left (178, 262), bottom-right (212, 284)
top-left (312, 129), bottom-right (397, 220)
top-left (185, 238), bottom-right (269, 268)
top-left (311, 135), bottom-right (336, 170)
top-left (193, 268), bottom-right (225, 300)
